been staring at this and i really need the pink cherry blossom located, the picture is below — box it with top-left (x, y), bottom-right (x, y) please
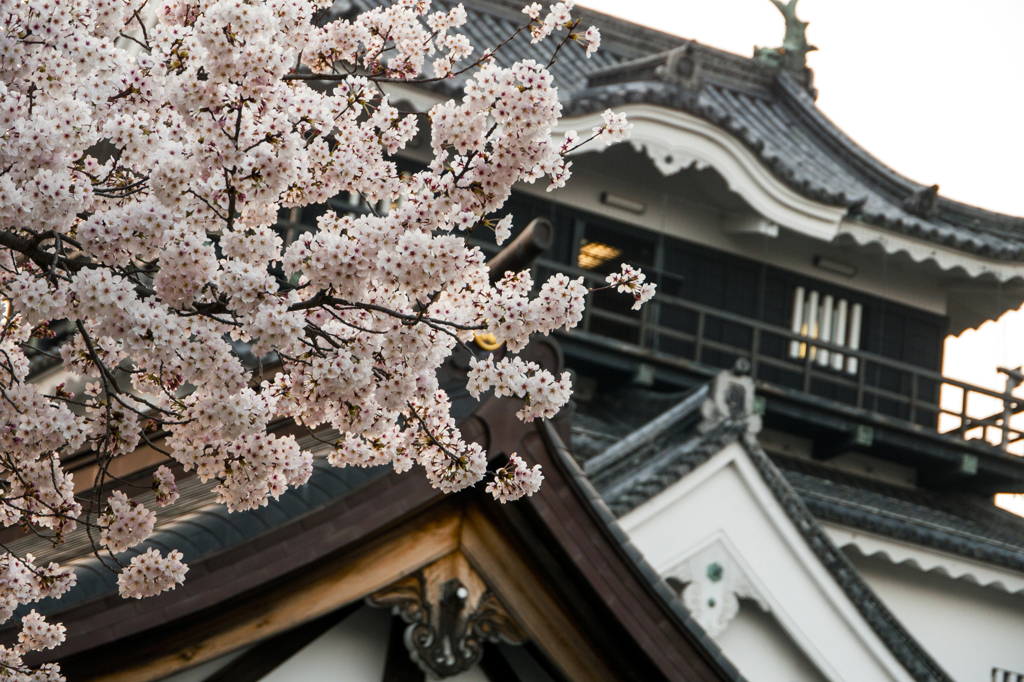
top-left (0, 0), bottom-right (650, 672)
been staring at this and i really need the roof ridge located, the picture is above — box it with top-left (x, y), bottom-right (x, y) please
top-left (775, 73), bottom-right (1024, 231)
top-left (741, 434), bottom-right (954, 682)
top-left (774, 73), bottom-right (923, 200)
top-left (460, 0), bottom-right (687, 58)
top-left (584, 383), bottom-right (709, 477)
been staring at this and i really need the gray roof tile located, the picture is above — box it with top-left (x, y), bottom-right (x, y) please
top-left (345, 0), bottom-right (1024, 261)
top-left (777, 456), bottom-right (1024, 574)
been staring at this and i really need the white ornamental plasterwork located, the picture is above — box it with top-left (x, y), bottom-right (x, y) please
top-left (699, 361), bottom-right (762, 436)
top-left (628, 139), bottom-right (709, 177)
top-left (558, 105), bottom-right (846, 241)
top-left (670, 537), bottom-right (769, 638)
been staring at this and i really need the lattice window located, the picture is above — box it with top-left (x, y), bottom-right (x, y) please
top-left (788, 286), bottom-right (863, 375)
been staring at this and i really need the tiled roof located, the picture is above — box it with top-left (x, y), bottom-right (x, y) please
top-left (15, 433), bottom-right (390, 616)
top-left (777, 456), bottom-right (1024, 574)
top-left (576, 382), bottom-right (1024, 576)
top-left (579, 382), bottom-right (952, 682)
top-left (349, 0), bottom-right (1024, 261)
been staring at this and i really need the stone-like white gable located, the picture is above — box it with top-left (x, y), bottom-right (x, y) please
top-left (619, 439), bottom-right (916, 682)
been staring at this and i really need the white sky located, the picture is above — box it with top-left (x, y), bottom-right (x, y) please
top-left (580, 0), bottom-right (1024, 507)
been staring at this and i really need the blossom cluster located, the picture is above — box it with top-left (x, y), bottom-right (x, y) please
top-left (100, 491), bottom-right (157, 554)
top-left (483, 271), bottom-right (589, 353)
top-left (153, 466), bottom-right (180, 508)
top-left (0, 611), bottom-right (66, 682)
top-left (486, 454), bottom-right (544, 502)
top-left (0, 0), bottom-right (652, 671)
top-left (17, 611), bottom-right (66, 653)
top-left (607, 263), bottom-right (657, 310)
top-left (467, 355), bottom-right (572, 422)
top-left (117, 549), bottom-right (188, 599)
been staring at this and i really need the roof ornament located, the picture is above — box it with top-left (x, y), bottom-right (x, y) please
top-left (903, 184), bottom-right (941, 218)
top-left (367, 553), bottom-right (527, 678)
top-left (667, 538), bottom-right (770, 637)
top-left (699, 359), bottom-right (762, 436)
top-left (754, 0), bottom-right (817, 75)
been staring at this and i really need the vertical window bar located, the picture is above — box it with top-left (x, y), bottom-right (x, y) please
top-left (818, 295), bottom-right (834, 366)
top-left (846, 303), bottom-right (863, 375)
top-left (789, 286), bottom-right (805, 359)
top-left (806, 290), bottom-right (820, 362)
top-left (832, 298), bottom-right (848, 371)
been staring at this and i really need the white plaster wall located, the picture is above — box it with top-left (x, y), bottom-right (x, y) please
top-left (848, 552), bottom-right (1024, 682)
top-left (259, 606), bottom-right (391, 682)
top-left (716, 602), bottom-right (828, 682)
top-left (620, 441), bottom-right (914, 682)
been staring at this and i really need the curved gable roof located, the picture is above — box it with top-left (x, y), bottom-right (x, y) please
top-left (586, 378), bottom-right (953, 682)
top-left (350, 0), bottom-right (1024, 261)
top-left (567, 44), bottom-right (1024, 260)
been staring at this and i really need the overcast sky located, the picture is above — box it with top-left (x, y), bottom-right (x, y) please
top-left (580, 0), bottom-right (1024, 392)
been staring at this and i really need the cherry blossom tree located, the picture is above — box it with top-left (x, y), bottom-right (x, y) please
top-left (0, 0), bottom-right (653, 674)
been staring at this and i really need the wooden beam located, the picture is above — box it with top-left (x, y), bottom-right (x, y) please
top-left (458, 503), bottom-right (618, 682)
top-left (87, 506), bottom-right (463, 682)
top-left (82, 495), bottom-right (633, 682)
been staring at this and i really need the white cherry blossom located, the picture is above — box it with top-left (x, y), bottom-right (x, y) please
top-left (487, 454), bottom-right (544, 502)
top-left (606, 263), bottom-right (657, 310)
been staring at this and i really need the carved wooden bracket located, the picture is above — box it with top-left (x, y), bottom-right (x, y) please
top-left (366, 552), bottom-right (527, 678)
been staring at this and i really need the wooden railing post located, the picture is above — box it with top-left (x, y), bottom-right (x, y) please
top-left (910, 373), bottom-right (918, 424)
top-left (802, 348), bottom-right (813, 394)
top-left (997, 367), bottom-right (1024, 450)
top-left (959, 388), bottom-right (970, 436)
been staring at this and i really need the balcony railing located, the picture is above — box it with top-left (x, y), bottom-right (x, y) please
top-left (993, 668), bottom-right (1024, 682)
top-left (276, 206), bottom-right (1024, 454)
top-left (533, 258), bottom-right (1024, 454)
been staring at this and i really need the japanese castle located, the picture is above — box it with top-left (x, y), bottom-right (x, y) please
top-left (18, 1), bottom-right (1024, 681)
